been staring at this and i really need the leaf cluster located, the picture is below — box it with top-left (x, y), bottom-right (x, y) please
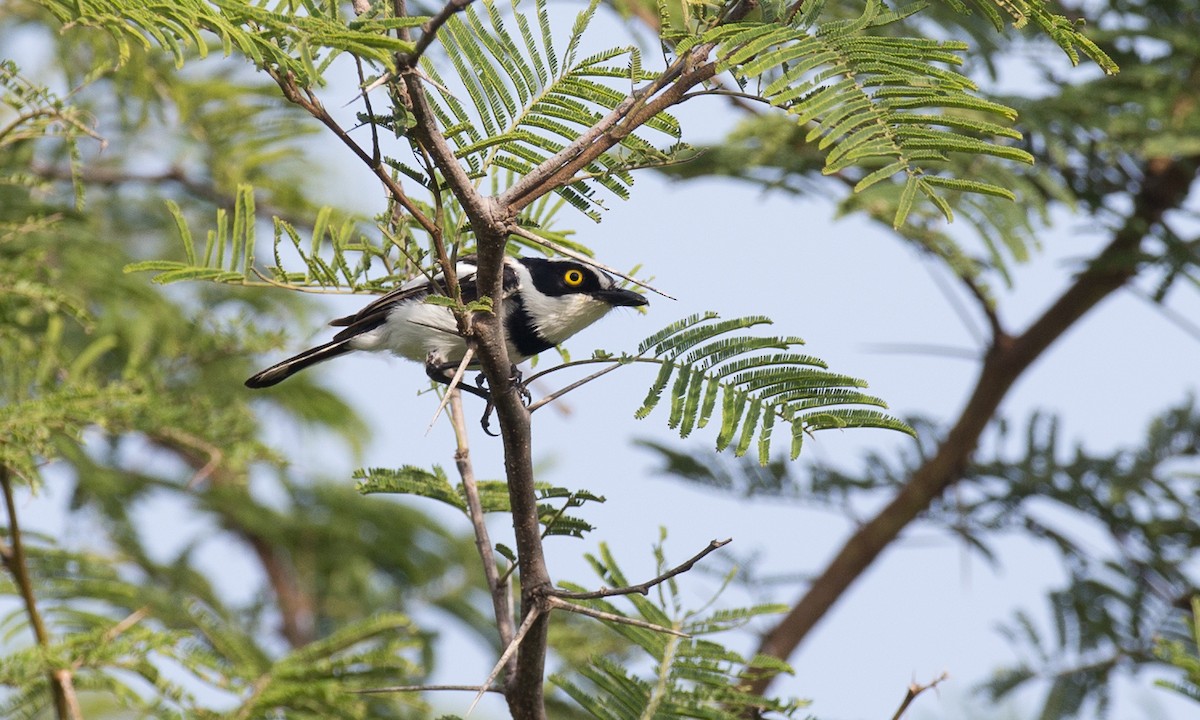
top-left (413, 0), bottom-right (685, 221)
top-left (37, 0), bottom-right (419, 81)
top-left (630, 312), bottom-right (913, 462)
top-left (550, 539), bottom-right (807, 719)
top-left (356, 464), bottom-right (606, 540)
top-left (641, 398), bottom-right (1200, 718)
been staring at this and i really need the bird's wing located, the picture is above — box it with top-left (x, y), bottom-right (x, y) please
top-left (327, 257), bottom-right (521, 341)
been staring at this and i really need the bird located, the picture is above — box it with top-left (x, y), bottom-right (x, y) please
top-left (244, 255), bottom-right (648, 394)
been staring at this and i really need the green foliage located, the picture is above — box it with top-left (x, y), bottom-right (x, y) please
top-left (1156, 598), bottom-right (1200, 705)
top-left (550, 537), bottom-right (807, 719)
top-left (642, 398), bottom-right (1200, 719)
top-left (356, 465), bottom-right (606, 539)
top-left (676, 0), bottom-right (1034, 227)
top-left (418, 0), bottom-right (684, 220)
top-left (37, 0), bottom-right (418, 80)
top-left (0, 535), bottom-right (431, 719)
top-left (0, 49), bottom-right (482, 719)
top-left (628, 313), bottom-right (913, 462)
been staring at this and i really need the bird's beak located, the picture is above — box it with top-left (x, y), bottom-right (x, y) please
top-left (594, 287), bottom-right (649, 307)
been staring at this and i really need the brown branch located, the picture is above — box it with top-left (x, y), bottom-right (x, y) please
top-left (151, 433), bottom-right (315, 648)
top-left (469, 604), bottom-right (543, 717)
top-left (498, 50), bottom-right (720, 214)
top-left (890, 672), bottom-right (949, 720)
top-left (448, 388), bottom-right (516, 659)
top-left (1, 466), bottom-right (81, 720)
top-left (550, 538), bottom-right (731, 600)
top-left (28, 162), bottom-right (312, 230)
top-left (395, 27), bottom-right (552, 720)
top-left (547, 596), bottom-right (690, 638)
top-left (744, 155), bottom-right (1200, 698)
top-left (352, 683), bottom-right (504, 695)
top-left (268, 70), bottom-right (440, 239)
top-left (403, 0), bottom-right (476, 66)
top-left (242, 533), bottom-right (316, 647)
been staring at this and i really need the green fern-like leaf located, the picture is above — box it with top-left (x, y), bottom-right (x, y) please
top-left (37, 0), bottom-right (418, 82)
top-left (701, 0), bottom-right (1034, 227)
top-left (421, 0), bottom-right (684, 221)
top-left (550, 537), bottom-right (808, 719)
top-left (630, 314), bottom-right (913, 461)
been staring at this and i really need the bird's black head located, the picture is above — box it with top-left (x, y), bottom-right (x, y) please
top-left (518, 257), bottom-right (648, 307)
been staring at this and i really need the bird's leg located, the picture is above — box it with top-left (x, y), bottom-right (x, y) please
top-left (425, 355), bottom-right (491, 401)
top-left (509, 364), bottom-right (532, 406)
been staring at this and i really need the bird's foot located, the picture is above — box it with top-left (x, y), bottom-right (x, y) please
top-left (475, 366), bottom-right (530, 436)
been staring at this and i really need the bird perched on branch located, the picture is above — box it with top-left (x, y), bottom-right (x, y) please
top-left (244, 255), bottom-right (647, 395)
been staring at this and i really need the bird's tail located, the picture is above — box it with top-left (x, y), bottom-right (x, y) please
top-left (244, 339), bottom-right (354, 388)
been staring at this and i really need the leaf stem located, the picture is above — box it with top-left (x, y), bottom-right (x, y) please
top-left (550, 538), bottom-right (731, 600)
top-left (1, 466), bottom-right (82, 720)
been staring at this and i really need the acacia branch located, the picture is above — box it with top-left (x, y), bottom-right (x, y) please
top-left (744, 155), bottom-right (1200, 698)
top-left (547, 596), bottom-right (690, 638)
top-left (268, 70), bottom-right (440, 239)
top-left (352, 683), bottom-right (504, 695)
top-left (28, 162), bottom-right (311, 230)
top-left (395, 36), bottom-right (551, 720)
top-left (890, 672), bottom-right (949, 720)
top-left (153, 433), bottom-right (315, 648)
top-left (1, 466), bottom-right (82, 720)
top-left (448, 389), bottom-right (516, 657)
top-left (403, 0), bottom-right (475, 66)
top-left (550, 538), bottom-right (731, 600)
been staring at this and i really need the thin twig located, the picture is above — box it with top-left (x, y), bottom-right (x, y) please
top-left (449, 389), bottom-right (516, 651)
top-left (547, 596), bottom-right (690, 638)
top-left (890, 672), bottom-right (949, 720)
top-left (352, 683), bottom-right (504, 695)
top-left (403, 0), bottom-right (476, 66)
top-left (1, 466), bottom-right (82, 720)
top-left (427, 347), bottom-right (475, 432)
top-left (550, 539), bottom-right (731, 600)
top-left (267, 70), bottom-right (440, 239)
top-left (525, 362), bottom-right (624, 414)
top-left (353, 56), bottom-right (381, 166)
top-left (468, 606), bottom-right (542, 717)
top-left (507, 224), bottom-right (675, 300)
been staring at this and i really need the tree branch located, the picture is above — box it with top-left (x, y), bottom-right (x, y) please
top-left (268, 70), bottom-right (440, 239)
top-left (352, 683), bottom-right (504, 695)
top-left (1, 466), bottom-right (82, 720)
top-left (547, 596), bottom-right (690, 638)
top-left (550, 538), bottom-right (731, 600)
top-left (448, 388), bottom-right (516, 661)
top-left (402, 0), bottom-right (475, 66)
top-left (27, 162), bottom-right (312, 230)
top-left (744, 155), bottom-right (1200, 697)
top-left (890, 672), bottom-right (949, 720)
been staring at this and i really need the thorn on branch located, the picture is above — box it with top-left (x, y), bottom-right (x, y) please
top-left (549, 538), bottom-right (731, 600)
top-left (890, 672), bottom-right (949, 720)
top-left (469, 605), bottom-right (542, 716)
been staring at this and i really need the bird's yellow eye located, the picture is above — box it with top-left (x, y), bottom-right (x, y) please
top-left (563, 269), bottom-right (584, 287)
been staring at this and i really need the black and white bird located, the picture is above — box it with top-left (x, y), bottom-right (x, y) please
top-left (244, 255), bottom-right (648, 391)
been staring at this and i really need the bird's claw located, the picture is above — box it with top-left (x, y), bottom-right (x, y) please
top-left (475, 365), bottom-right (530, 436)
